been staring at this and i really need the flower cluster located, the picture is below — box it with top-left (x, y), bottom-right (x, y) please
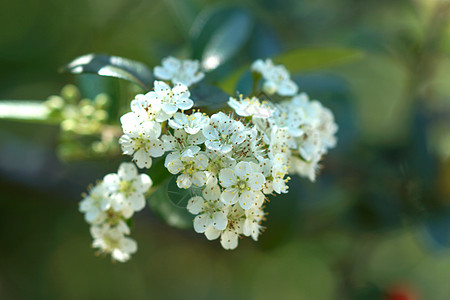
top-left (154, 56), bottom-right (205, 87)
top-left (79, 162), bottom-right (152, 262)
top-left (80, 56), bottom-right (338, 261)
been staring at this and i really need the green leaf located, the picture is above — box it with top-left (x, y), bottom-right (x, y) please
top-left (190, 84), bottom-right (230, 110)
top-left (332, 54), bottom-right (409, 145)
top-left (219, 47), bottom-right (364, 94)
top-left (274, 48), bottom-right (364, 72)
top-left (0, 100), bottom-right (57, 124)
top-left (191, 6), bottom-right (253, 71)
top-left (147, 177), bottom-right (195, 230)
top-left (61, 54), bottom-right (154, 90)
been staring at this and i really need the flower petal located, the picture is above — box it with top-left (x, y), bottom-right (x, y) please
top-left (187, 196), bottom-right (204, 215)
top-left (176, 174), bottom-right (192, 189)
top-left (136, 174), bottom-right (152, 193)
top-left (193, 214), bottom-right (210, 233)
top-left (133, 148), bottom-right (152, 169)
top-left (204, 227), bottom-right (221, 240)
top-left (220, 230), bottom-right (239, 250)
top-left (239, 190), bottom-right (255, 210)
top-left (247, 173), bottom-right (266, 191)
top-left (118, 162), bottom-right (138, 181)
top-left (212, 211), bottom-right (227, 230)
top-left (235, 161), bottom-right (252, 179)
top-left (220, 189), bottom-right (239, 205)
top-left (219, 168), bottom-right (236, 187)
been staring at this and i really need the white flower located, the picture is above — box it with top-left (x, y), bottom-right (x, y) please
top-left (251, 59), bottom-right (298, 96)
top-left (297, 128), bottom-right (322, 162)
top-left (290, 155), bottom-right (321, 182)
top-left (119, 112), bottom-right (165, 169)
top-left (290, 93), bottom-right (321, 127)
top-left (154, 56), bottom-right (205, 87)
top-left (168, 112), bottom-right (210, 134)
top-left (220, 207), bottom-right (245, 250)
top-left (162, 128), bottom-right (206, 158)
top-left (130, 93), bottom-right (169, 122)
top-left (231, 127), bottom-right (264, 162)
top-left (90, 223), bottom-right (137, 262)
top-left (317, 107), bottom-right (338, 151)
top-left (243, 206), bottom-right (265, 241)
top-left (146, 81), bottom-right (193, 118)
top-left (290, 93), bottom-right (338, 155)
top-left (203, 112), bottom-right (248, 154)
top-left (272, 165), bottom-right (289, 194)
top-left (79, 182), bottom-right (108, 224)
top-left (219, 161), bottom-right (266, 209)
top-left (187, 184), bottom-right (228, 233)
top-left (103, 162), bottom-right (152, 214)
top-left (228, 95), bottom-right (274, 118)
top-left (165, 152), bottom-right (209, 189)
top-left (268, 126), bottom-right (295, 159)
top-left (205, 149), bottom-right (236, 175)
top-left (270, 103), bottom-right (304, 138)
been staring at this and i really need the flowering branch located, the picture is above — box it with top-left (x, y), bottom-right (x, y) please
top-left (79, 56), bottom-right (338, 262)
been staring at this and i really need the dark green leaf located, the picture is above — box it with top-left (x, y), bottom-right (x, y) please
top-left (147, 177), bottom-right (195, 230)
top-left (61, 54), bottom-right (153, 90)
top-left (274, 48), bottom-right (364, 73)
top-left (190, 6), bottom-right (253, 71)
top-left (219, 47), bottom-right (364, 94)
top-left (190, 84), bottom-right (230, 110)
top-left (201, 10), bottom-right (253, 71)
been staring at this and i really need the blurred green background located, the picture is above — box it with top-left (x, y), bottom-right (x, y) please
top-left (1, 0), bottom-right (450, 299)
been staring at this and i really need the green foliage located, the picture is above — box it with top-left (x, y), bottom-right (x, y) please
top-left (219, 47), bottom-right (364, 94)
top-left (275, 48), bottom-right (364, 73)
top-left (190, 84), bottom-right (230, 110)
top-left (191, 6), bottom-right (253, 66)
top-left (197, 8), bottom-right (253, 71)
top-left (62, 54), bottom-right (154, 90)
top-left (146, 177), bottom-right (194, 230)
top-left (1, 0), bottom-right (450, 298)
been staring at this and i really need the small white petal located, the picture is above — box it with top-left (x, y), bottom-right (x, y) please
top-left (220, 189), bottom-right (239, 205)
top-left (187, 196), bottom-right (204, 215)
top-left (218, 168), bottom-right (236, 187)
top-left (193, 214), bottom-right (210, 233)
top-left (220, 230), bottom-right (239, 250)
top-left (212, 212), bottom-right (227, 230)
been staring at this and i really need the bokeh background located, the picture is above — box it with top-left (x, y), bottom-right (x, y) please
top-left (1, 0), bottom-right (450, 299)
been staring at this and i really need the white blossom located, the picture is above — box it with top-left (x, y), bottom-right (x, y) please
top-left (268, 126), bottom-right (295, 159)
top-left (219, 161), bottom-right (266, 209)
top-left (272, 164), bottom-right (289, 194)
top-left (205, 149), bottom-right (236, 175)
top-left (146, 81), bottom-right (193, 118)
top-left (228, 95), bottom-right (274, 118)
top-left (168, 111), bottom-right (210, 135)
top-left (290, 155), bottom-right (321, 182)
top-left (243, 206), bottom-right (265, 241)
top-left (103, 162), bottom-right (152, 215)
top-left (130, 93), bottom-right (168, 122)
top-left (81, 57), bottom-right (340, 257)
top-left (187, 184), bottom-right (228, 233)
top-left (165, 151), bottom-right (209, 189)
top-left (203, 112), bottom-right (248, 154)
top-left (79, 182), bottom-right (108, 225)
top-left (162, 128), bottom-right (205, 157)
top-left (220, 207), bottom-right (245, 250)
top-left (251, 59), bottom-right (298, 96)
top-left (90, 222), bottom-right (137, 262)
top-left (119, 112), bottom-right (165, 169)
top-left (154, 56), bottom-right (204, 87)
